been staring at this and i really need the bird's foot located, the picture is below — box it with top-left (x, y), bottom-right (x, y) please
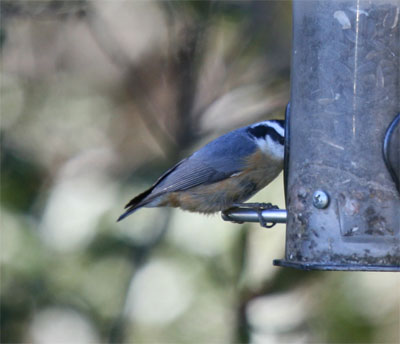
top-left (231, 202), bottom-right (280, 228)
top-left (221, 210), bottom-right (244, 224)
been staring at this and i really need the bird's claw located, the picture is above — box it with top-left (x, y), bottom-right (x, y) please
top-left (254, 203), bottom-right (279, 228)
top-left (230, 202), bottom-right (280, 228)
top-left (221, 210), bottom-right (244, 224)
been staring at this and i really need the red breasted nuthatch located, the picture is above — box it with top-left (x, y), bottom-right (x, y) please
top-left (118, 120), bottom-right (285, 221)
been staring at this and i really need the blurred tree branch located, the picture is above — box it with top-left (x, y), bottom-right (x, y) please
top-left (84, 3), bottom-right (180, 158)
top-left (0, 0), bottom-right (88, 20)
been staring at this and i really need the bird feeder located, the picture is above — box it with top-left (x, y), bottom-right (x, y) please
top-left (274, 0), bottom-right (400, 271)
top-left (221, 0), bottom-right (399, 271)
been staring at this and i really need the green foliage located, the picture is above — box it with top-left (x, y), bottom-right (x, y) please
top-left (1, 146), bottom-right (44, 213)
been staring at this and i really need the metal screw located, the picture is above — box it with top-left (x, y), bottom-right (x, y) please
top-left (313, 190), bottom-right (330, 209)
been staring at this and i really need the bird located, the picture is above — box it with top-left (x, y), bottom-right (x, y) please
top-left (118, 119), bottom-right (285, 223)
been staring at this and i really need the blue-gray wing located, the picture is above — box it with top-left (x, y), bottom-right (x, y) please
top-left (149, 128), bottom-right (257, 197)
top-left (118, 127), bottom-right (257, 220)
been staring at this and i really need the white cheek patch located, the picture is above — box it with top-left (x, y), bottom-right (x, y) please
top-left (254, 137), bottom-right (269, 154)
top-left (268, 135), bottom-right (284, 158)
top-left (255, 136), bottom-right (284, 159)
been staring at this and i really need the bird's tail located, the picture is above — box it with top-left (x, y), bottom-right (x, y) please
top-left (117, 187), bottom-right (154, 222)
top-left (117, 208), bottom-right (137, 222)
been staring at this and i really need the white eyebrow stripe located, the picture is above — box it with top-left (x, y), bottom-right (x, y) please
top-left (265, 121), bottom-right (284, 137)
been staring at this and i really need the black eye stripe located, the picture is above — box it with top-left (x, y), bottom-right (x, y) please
top-left (247, 125), bottom-right (269, 139)
top-left (247, 123), bottom-right (285, 145)
top-left (268, 127), bottom-right (285, 145)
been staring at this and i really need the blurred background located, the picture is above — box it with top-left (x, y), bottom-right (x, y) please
top-left (1, 1), bottom-right (399, 343)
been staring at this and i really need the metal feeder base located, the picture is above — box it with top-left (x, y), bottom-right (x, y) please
top-left (273, 260), bottom-right (400, 272)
